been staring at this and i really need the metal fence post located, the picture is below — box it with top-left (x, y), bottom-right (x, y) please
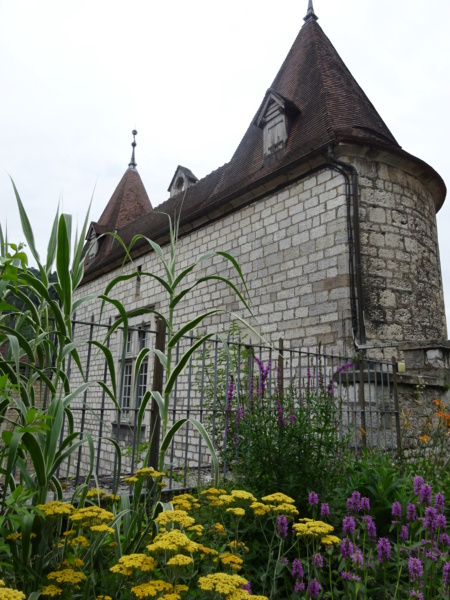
top-left (148, 317), bottom-right (166, 469)
top-left (391, 357), bottom-right (403, 457)
top-left (359, 351), bottom-right (367, 448)
top-left (278, 337), bottom-right (284, 398)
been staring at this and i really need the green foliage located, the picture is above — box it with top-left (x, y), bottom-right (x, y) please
top-left (102, 212), bottom-right (253, 487)
top-left (333, 450), bottom-right (412, 536)
top-left (0, 182), bottom-right (254, 594)
top-left (221, 355), bottom-right (348, 511)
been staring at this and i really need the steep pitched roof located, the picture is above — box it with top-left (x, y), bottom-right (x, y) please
top-left (82, 12), bottom-right (445, 281)
top-left (226, 16), bottom-right (400, 186)
top-left (95, 167), bottom-right (153, 233)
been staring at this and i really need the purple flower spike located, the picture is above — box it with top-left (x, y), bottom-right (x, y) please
top-left (360, 497), bottom-right (370, 512)
top-left (435, 493), bottom-right (445, 513)
top-left (392, 502), bottom-right (402, 519)
top-left (419, 484), bottom-right (432, 505)
top-left (308, 491), bottom-right (319, 506)
top-left (343, 516), bottom-right (356, 536)
top-left (308, 579), bottom-right (322, 599)
top-left (313, 553), bottom-right (323, 568)
top-left (444, 561), bottom-right (450, 587)
top-left (424, 506), bottom-right (438, 532)
top-left (413, 476), bottom-right (424, 496)
top-left (340, 538), bottom-right (354, 558)
top-left (377, 537), bottom-right (391, 563)
top-left (294, 580), bottom-right (305, 593)
top-left (241, 582), bottom-right (252, 594)
top-left (407, 503), bottom-right (417, 522)
top-left (277, 515), bottom-right (289, 538)
top-left (400, 525), bottom-right (409, 541)
top-left (408, 557), bottom-right (424, 583)
top-left (292, 558), bottom-right (304, 579)
top-left (347, 491), bottom-right (361, 513)
top-left (362, 515), bottom-right (377, 539)
top-left (320, 503), bottom-right (330, 517)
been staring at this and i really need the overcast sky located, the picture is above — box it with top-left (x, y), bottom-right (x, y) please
top-left (1, 0), bottom-right (450, 326)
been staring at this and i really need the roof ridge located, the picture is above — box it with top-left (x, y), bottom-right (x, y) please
top-left (307, 20), bottom-right (336, 140)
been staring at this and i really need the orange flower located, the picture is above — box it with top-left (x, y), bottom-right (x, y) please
top-left (419, 435), bottom-right (430, 443)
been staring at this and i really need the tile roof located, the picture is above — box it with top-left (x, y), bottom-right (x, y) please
top-left (82, 16), bottom-right (444, 282)
top-left (94, 167), bottom-right (153, 234)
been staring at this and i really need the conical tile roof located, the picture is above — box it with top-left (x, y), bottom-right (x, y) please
top-left (96, 167), bottom-right (152, 233)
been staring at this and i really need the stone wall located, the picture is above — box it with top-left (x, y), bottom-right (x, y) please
top-left (340, 148), bottom-right (447, 357)
top-left (69, 145), bottom-right (448, 476)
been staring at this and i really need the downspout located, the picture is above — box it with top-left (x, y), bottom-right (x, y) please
top-left (327, 144), bottom-right (367, 347)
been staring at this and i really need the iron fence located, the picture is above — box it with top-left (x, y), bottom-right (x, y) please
top-left (58, 318), bottom-right (401, 492)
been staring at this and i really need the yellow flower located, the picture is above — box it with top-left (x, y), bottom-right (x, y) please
top-left (219, 552), bottom-right (243, 570)
top-left (228, 540), bottom-right (249, 552)
top-left (201, 487), bottom-right (221, 496)
top-left (270, 503), bottom-right (299, 517)
top-left (226, 507), bottom-right (245, 517)
top-left (230, 490), bottom-right (257, 502)
top-left (97, 596), bottom-right (112, 600)
top-left (86, 488), bottom-right (107, 498)
top-left (166, 554), bottom-right (193, 567)
top-left (37, 501), bottom-right (74, 519)
top-left (147, 530), bottom-right (199, 554)
top-left (124, 476), bottom-right (138, 483)
top-left (174, 585), bottom-right (189, 593)
top-left (134, 467), bottom-right (165, 479)
top-left (6, 533), bottom-right (21, 541)
top-left (47, 569), bottom-right (86, 585)
top-left (69, 536), bottom-right (90, 548)
top-left (261, 493), bottom-right (295, 505)
top-left (198, 573), bottom-right (248, 595)
top-left (321, 535), bottom-right (341, 545)
top-left (212, 522), bottom-right (226, 535)
top-left (219, 494), bottom-right (235, 504)
top-left (63, 530), bottom-right (76, 537)
top-left (70, 506), bottom-right (114, 525)
top-left (0, 585), bottom-right (26, 599)
top-left (197, 543), bottom-right (218, 556)
top-left (250, 502), bottom-right (271, 516)
top-left (41, 586), bottom-right (63, 597)
top-left (187, 524), bottom-right (204, 536)
top-left (293, 520), bottom-right (335, 538)
top-left (131, 581), bottom-right (173, 598)
top-left (104, 494), bottom-right (120, 501)
top-left (155, 510), bottom-right (195, 529)
top-left (90, 524), bottom-right (115, 535)
top-left (419, 435), bottom-right (430, 443)
top-left (110, 554), bottom-right (157, 575)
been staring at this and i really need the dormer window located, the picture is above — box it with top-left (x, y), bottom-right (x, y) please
top-left (175, 177), bottom-right (185, 193)
top-left (86, 225), bottom-right (99, 262)
top-left (255, 90), bottom-right (300, 167)
top-left (168, 166), bottom-right (199, 198)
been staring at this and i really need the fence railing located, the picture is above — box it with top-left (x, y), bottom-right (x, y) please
top-left (56, 317), bottom-right (401, 493)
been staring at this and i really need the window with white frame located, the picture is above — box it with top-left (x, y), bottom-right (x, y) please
top-left (119, 323), bottom-right (151, 420)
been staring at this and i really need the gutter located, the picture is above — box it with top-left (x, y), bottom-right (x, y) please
top-left (327, 144), bottom-right (366, 347)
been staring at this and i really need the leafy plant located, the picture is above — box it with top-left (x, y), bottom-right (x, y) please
top-left (101, 211), bottom-right (253, 489)
top-left (220, 354), bottom-right (348, 511)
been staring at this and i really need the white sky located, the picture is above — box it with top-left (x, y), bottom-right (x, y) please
top-left (1, 0), bottom-right (450, 328)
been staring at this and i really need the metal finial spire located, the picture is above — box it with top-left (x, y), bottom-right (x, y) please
top-left (304, 0), bottom-right (318, 22)
top-left (128, 129), bottom-right (138, 169)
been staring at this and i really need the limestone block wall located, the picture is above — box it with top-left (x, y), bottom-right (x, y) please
top-left (341, 151), bottom-right (446, 351)
top-left (69, 168), bottom-right (354, 476)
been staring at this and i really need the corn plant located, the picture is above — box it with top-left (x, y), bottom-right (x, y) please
top-left (101, 212), bottom-right (253, 489)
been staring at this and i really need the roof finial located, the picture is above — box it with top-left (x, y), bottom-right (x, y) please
top-left (304, 0), bottom-right (318, 22)
top-left (128, 129), bottom-right (138, 169)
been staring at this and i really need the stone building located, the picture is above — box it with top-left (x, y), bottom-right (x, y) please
top-left (72, 2), bottom-right (448, 474)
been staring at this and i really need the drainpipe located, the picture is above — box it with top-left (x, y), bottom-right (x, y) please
top-left (327, 144), bottom-right (367, 347)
